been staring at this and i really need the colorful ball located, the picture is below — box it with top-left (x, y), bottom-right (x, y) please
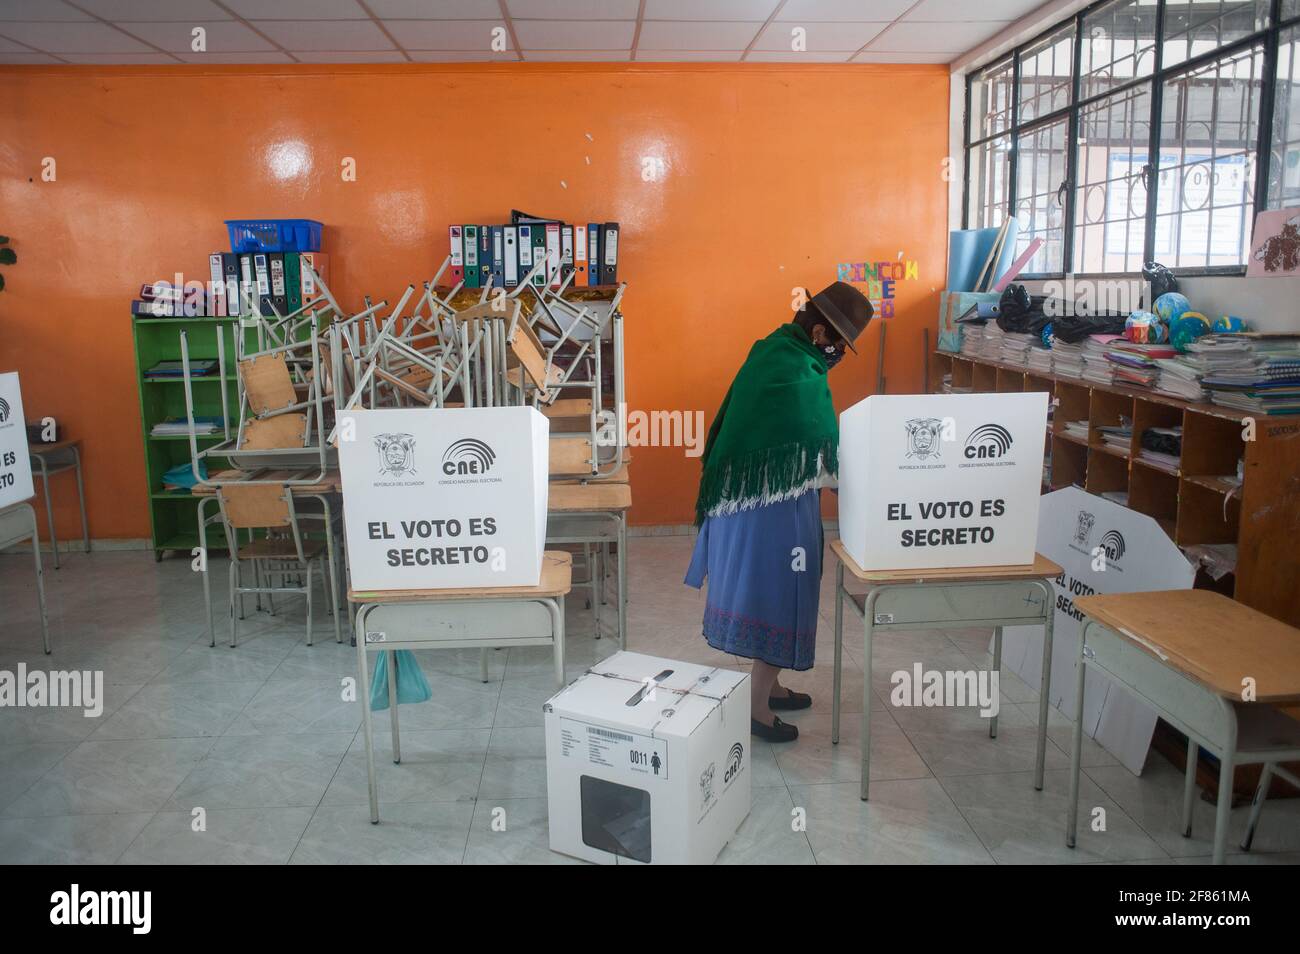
top-left (1153, 292), bottom-right (1191, 323)
top-left (1170, 311), bottom-right (1211, 352)
top-left (1212, 314), bottom-right (1247, 333)
top-left (1125, 310), bottom-right (1167, 343)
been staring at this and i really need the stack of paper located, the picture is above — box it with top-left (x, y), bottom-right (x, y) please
top-left (1200, 334), bottom-right (1300, 414)
top-left (1026, 345), bottom-right (1053, 373)
top-left (999, 332), bottom-right (1035, 367)
top-left (151, 416), bottom-right (223, 436)
top-left (1062, 420), bottom-right (1089, 440)
top-left (959, 324), bottom-right (984, 358)
top-left (1051, 338), bottom-right (1083, 378)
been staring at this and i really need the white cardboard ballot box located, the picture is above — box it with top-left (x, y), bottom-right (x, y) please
top-left (838, 392), bottom-right (1048, 571)
top-left (0, 372), bottom-right (35, 511)
top-left (544, 651), bottom-right (751, 865)
top-left (337, 406), bottom-right (549, 591)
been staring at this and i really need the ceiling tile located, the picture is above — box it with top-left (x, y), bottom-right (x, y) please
top-left (512, 19), bottom-right (634, 50)
top-left (383, 19), bottom-right (505, 50)
top-left (0, 0), bottom-right (91, 19)
top-left (221, 0), bottom-right (367, 19)
top-left (174, 50), bottom-right (296, 63)
top-left (753, 20), bottom-right (887, 51)
top-left (636, 20), bottom-right (760, 50)
top-left (852, 50), bottom-right (953, 63)
top-left (508, 0), bottom-right (639, 18)
top-left (57, 52), bottom-right (179, 62)
top-left (255, 19), bottom-right (395, 51)
top-left (643, 0), bottom-right (776, 18)
top-left (0, 50), bottom-right (64, 62)
top-left (778, 0), bottom-right (914, 19)
top-left (635, 49), bottom-right (744, 61)
top-left (905, 0), bottom-right (1043, 21)
top-left (406, 49), bottom-right (519, 60)
top-left (746, 50), bottom-right (852, 62)
top-left (120, 21), bottom-right (275, 52)
top-left (291, 50), bottom-right (410, 62)
top-left (522, 49), bottom-right (633, 61)
top-left (0, 21), bottom-right (154, 52)
top-left (367, 0), bottom-right (500, 16)
top-left (868, 20), bottom-right (1010, 52)
top-left (74, 0), bottom-right (230, 19)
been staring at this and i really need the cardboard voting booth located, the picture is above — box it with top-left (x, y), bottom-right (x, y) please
top-left (337, 406), bottom-right (549, 591)
top-left (544, 652), bottom-right (751, 865)
top-left (0, 372), bottom-right (34, 510)
top-left (839, 392), bottom-right (1048, 571)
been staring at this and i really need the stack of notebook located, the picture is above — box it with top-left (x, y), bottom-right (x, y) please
top-left (1201, 334), bottom-right (1300, 415)
top-left (1051, 338), bottom-right (1083, 378)
top-left (151, 416), bottom-right (223, 437)
top-left (1081, 335), bottom-right (1120, 385)
top-left (999, 332), bottom-right (1035, 367)
top-left (1026, 344), bottom-right (1053, 373)
top-left (959, 323), bottom-right (984, 358)
top-left (145, 359), bottom-right (218, 379)
top-left (1097, 422), bottom-right (1133, 454)
top-left (1105, 341), bottom-right (1173, 389)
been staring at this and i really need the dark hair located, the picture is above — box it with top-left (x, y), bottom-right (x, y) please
top-left (794, 303), bottom-right (843, 343)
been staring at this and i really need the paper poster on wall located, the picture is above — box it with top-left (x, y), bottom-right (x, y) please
top-left (999, 487), bottom-right (1195, 775)
top-left (838, 392), bottom-right (1048, 571)
top-left (337, 406), bottom-right (549, 591)
top-left (0, 372), bottom-right (34, 511)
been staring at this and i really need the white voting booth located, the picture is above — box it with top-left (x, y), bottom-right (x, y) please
top-left (545, 651), bottom-right (751, 865)
top-left (839, 392), bottom-right (1049, 571)
top-left (1000, 487), bottom-right (1195, 774)
top-left (0, 372), bottom-right (35, 510)
top-left (338, 406), bottom-right (549, 590)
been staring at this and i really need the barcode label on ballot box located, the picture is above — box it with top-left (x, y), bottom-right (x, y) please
top-left (559, 717), bottom-right (668, 781)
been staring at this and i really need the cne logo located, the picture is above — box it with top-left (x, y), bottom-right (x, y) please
top-left (1098, 529), bottom-right (1126, 563)
top-left (442, 437), bottom-right (496, 476)
top-left (964, 423), bottom-right (1013, 459)
top-left (0, 395), bottom-right (9, 423)
top-left (723, 741), bottom-right (744, 784)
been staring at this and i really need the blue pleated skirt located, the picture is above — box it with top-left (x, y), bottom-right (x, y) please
top-left (684, 491), bottom-right (823, 671)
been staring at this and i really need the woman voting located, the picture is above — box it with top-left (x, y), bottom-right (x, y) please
top-left (685, 281), bottom-right (873, 742)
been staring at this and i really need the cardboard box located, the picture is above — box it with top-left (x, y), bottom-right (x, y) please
top-left (337, 406), bottom-right (549, 591)
top-left (839, 392), bottom-right (1048, 571)
top-left (544, 651), bottom-right (751, 865)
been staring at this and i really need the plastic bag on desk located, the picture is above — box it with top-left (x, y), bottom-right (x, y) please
top-left (369, 649), bottom-right (432, 711)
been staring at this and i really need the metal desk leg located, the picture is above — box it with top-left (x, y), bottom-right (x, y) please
top-left (1066, 622), bottom-right (1089, 849)
top-left (480, 648), bottom-right (490, 683)
top-left (989, 625), bottom-right (1003, 739)
top-left (72, 445), bottom-right (89, 554)
top-left (1034, 580), bottom-right (1054, 791)
top-left (860, 589), bottom-right (879, 801)
top-left (25, 505), bottom-right (51, 654)
top-left (35, 456), bottom-right (58, 569)
top-left (617, 512), bottom-right (627, 650)
top-left (1182, 735), bottom-right (1198, 837)
top-left (1212, 701), bottom-right (1237, 865)
top-left (388, 649), bottom-right (401, 764)
top-left (317, 495), bottom-right (342, 644)
top-left (355, 608), bottom-right (380, 823)
top-left (831, 562), bottom-right (844, 745)
top-left (198, 496), bottom-right (217, 647)
top-left (1241, 763), bottom-right (1274, 851)
top-left (548, 596), bottom-right (566, 689)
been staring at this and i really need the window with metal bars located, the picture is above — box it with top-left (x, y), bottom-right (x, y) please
top-left (963, 0), bottom-right (1300, 277)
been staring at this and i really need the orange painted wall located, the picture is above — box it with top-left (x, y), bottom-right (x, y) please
top-left (0, 63), bottom-right (949, 539)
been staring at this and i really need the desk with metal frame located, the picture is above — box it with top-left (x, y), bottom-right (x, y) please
top-left (1067, 590), bottom-right (1300, 865)
top-left (0, 501), bottom-right (50, 654)
top-left (350, 551), bottom-right (573, 823)
top-left (28, 439), bottom-right (89, 569)
top-left (545, 480), bottom-right (630, 650)
top-left (829, 540), bottom-right (1061, 800)
top-left (195, 469), bottom-right (344, 647)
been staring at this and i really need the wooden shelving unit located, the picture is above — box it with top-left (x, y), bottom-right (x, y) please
top-left (929, 350), bottom-right (1300, 628)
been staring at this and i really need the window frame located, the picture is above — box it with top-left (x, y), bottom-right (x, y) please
top-left (963, 0), bottom-right (1296, 279)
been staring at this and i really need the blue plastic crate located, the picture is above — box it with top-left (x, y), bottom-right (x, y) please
top-left (224, 218), bottom-right (322, 254)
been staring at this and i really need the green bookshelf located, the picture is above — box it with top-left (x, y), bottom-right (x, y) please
top-left (132, 316), bottom-right (253, 560)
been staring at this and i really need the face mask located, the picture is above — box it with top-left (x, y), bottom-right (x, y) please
top-left (821, 343), bottom-right (844, 369)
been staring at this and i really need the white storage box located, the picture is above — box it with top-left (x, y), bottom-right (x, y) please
top-left (544, 651), bottom-right (751, 865)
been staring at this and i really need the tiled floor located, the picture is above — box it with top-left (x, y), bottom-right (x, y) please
top-left (1, 536), bottom-right (1297, 864)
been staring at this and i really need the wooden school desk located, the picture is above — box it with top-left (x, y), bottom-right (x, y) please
top-left (350, 551), bottom-right (573, 823)
top-left (546, 480), bottom-right (631, 649)
top-left (829, 540), bottom-right (1062, 800)
top-left (194, 469), bottom-right (344, 647)
top-left (1067, 590), bottom-right (1300, 864)
top-left (28, 438), bottom-right (89, 570)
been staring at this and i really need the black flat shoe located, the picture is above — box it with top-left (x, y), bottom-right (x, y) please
top-left (769, 687), bottom-right (812, 711)
top-left (751, 716), bottom-right (799, 743)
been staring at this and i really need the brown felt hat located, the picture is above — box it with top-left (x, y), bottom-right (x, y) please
top-left (806, 281), bottom-right (874, 354)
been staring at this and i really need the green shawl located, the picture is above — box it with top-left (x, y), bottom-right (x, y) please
top-left (694, 323), bottom-right (838, 525)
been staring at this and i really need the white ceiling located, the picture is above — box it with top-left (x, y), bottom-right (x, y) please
top-left (0, 0), bottom-right (1043, 65)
